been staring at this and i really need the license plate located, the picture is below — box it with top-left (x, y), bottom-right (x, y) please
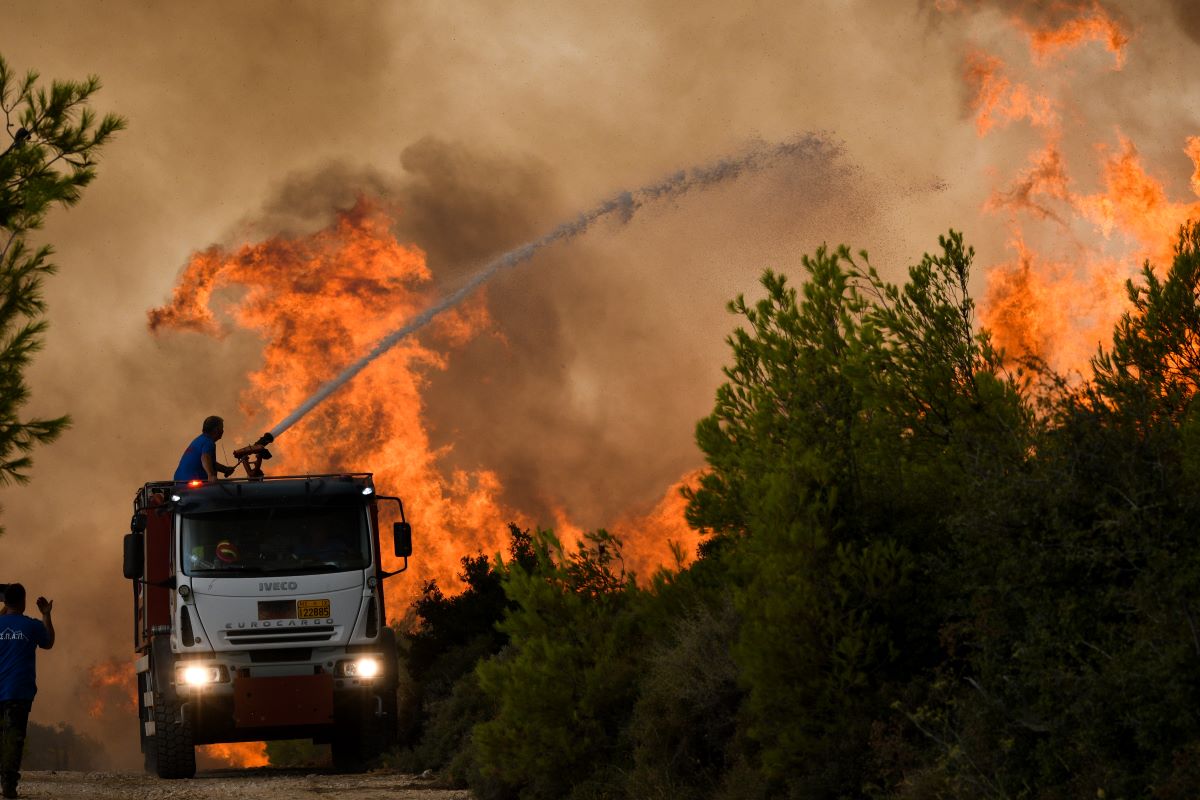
top-left (297, 599), bottom-right (330, 619)
top-left (258, 600), bottom-right (296, 620)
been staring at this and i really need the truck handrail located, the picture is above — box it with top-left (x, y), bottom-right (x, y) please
top-left (143, 472), bottom-right (375, 490)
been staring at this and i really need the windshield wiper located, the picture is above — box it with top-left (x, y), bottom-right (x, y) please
top-left (283, 565), bottom-right (353, 575)
top-left (188, 565), bottom-right (269, 576)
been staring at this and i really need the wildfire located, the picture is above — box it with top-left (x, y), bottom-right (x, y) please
top-left (940, 0), bottom-right (1129, 67)
top-left (149, 196), bottom-right (695, 622)
top-left (1014, 2), bottom-right (1129, 67)
top-left (86, 658), bottom-right (136, 719)
top-left (613, 472), bottom-right (703, 580)
top-left (956, 2), bottom-right (1200, 372)
top-left (150, 196), bottom-right (517, 620)
top-left (1076, 136), bottom-right (1200, 260)
top-left (963, 51), bottom-right (1056, 136)
top-left (197, 742), bottom-right (269, 768)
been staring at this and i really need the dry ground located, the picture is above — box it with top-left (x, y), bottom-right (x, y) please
top-left (8, 768), bottom-right (472, 799)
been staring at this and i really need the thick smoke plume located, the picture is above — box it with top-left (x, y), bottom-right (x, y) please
top-left (267, 135), bottom-right (839, 440)
top-left (143, 132), bottom-right (856, 623)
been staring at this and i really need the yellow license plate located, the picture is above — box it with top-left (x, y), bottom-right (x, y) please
top-left (297, 599), bottom-right (330, 619)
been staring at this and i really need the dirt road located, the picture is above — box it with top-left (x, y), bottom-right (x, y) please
top-left (10, 768), bottom-right (472, 799)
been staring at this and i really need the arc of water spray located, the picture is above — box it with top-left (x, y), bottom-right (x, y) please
top-left (268, 134), bottom-right (838, 439)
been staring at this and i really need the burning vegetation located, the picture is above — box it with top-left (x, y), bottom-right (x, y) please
top-left (149, 197), bottom-right (519, 621)
top-left (957, 0), bottom-right (1200, 373)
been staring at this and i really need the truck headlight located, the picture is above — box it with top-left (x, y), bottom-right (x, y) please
top-left (335, 657), bottom-right (381, 678)
top-left (177, 664), bottom-right (228, 686)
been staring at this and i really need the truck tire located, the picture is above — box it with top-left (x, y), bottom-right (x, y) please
top-left (151, 697), bottom-right (196, 779)
top-left (377, 627), bottom-right (400, 749)
top-left (148, 636), bottom-right (196, 779)
top-left (330, 711), bottom-right (389, 773)
top-left (331, 725), bottom-right (374, 773)
top-left (332, 630), bottom-right (400, 772)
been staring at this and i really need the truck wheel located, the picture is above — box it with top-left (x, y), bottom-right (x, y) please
top-left (147, 636), bottom-right (196, 779)
top-left (376, 627), bottom-right (400, 750)
top-left (151, 698), bottom-right (196, 778)
top-left (330, 728), bottom-right (371, 773)
top-left (331, 717), bottom-right (389, 773)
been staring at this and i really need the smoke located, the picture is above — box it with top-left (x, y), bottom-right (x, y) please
top-left (146, 132), bottom-right (862, 538)
top-left (267, 135), bottom-right (842, 441)
top-left (1166, 1), bottom-right (1200, 45)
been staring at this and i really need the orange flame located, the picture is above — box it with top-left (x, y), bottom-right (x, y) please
top-left (152, 197), bottom-right (518, 618)
top-left (86, 658), bottom-right (136, 719)
top-left (953, 3), bottom-right (1200, 372)
top-left (964, 51), bottom-right (1056, 136)
top-left (1015, 2), bottom-right (1128, 68)
top-left (1187, 136), bottom-right (1200, 199)
top-left (197, 742), bottom-right (269, 768)
top-left (150, 196), bottom-right (695, 616)
top-left (979, 233), bottom-right (1128, 373)
top-left (1075, 136), bottom-right (1200, 262)
top-left (612, 472), bottom-right (703, 580)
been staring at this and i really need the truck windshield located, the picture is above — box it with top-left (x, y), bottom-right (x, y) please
top-left (181, 506), bottom-right (371, 577)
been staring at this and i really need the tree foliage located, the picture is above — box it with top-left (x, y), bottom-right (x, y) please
top-left (396, 226), bottom-right (1200, 799)
top-left (0, 54), bottom-right (123, 487)
top-left (393, 524), bottom-right (536, 781)
top-left (472, 528), bottom-right (641, 800)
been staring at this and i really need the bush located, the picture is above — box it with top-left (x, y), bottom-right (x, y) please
top-left (626, 597), bottom-right (743, 800)
top-left (471, 529), bottom-right (642, 800)
top-left (395, 524), bottom-right (535, 780)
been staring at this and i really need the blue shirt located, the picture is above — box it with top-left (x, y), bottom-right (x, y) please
top-left (0, 614), bottom-right (50, 701)
top-left (174, 433), bottom-right (216, 481)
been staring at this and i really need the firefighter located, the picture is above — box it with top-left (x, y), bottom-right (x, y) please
top-left (173, 416), bottom-right (237, 482)
top-left (0, 584), bottom-right (54, 799)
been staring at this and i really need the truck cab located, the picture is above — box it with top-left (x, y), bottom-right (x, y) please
top-left (123, 473), bottom-right (411, 778)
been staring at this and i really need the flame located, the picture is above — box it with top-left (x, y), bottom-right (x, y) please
top-left (1014, 2), bottom-right (1129, 68)
top-left (980, 234), bottom-right (1128, 373)
top-left (86, 658), bottom-right (136, 718)
top-left (954, 4), bottom-right (1200, 372)
top-left (197, 742), bottom-right (269, 768)
top-left (942, 0), bottom-right (1128, 68)
top-left (150, 195), bottom-right (694, 617)
top-left (1076, 136), bottom-right (1200, 262)
top-left (150, 197), bottom-right (517, 618)
top-left (613, 472), bottom-right (703, 580)
top-left (964, 51), bottom-right (1056, 136)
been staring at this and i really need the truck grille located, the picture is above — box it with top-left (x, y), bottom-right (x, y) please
top-left (223, 626), bottom-right (336, 645)
top-left (249, 647), bottom-right (312, 663)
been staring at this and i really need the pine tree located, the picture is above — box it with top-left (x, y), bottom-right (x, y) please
top-left (0, 54), bottom-right (123, 489)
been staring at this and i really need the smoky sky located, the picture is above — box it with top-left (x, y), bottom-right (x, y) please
top-left (1164, 0), bottom-right (1200, 45)
top-left (207, 133), bottom-right (856, 526)
top-left (2, 0), bottom-right (1199, 767)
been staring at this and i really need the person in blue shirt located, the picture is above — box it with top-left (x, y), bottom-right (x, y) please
top-left (0, 583), bottom-right (54, 799)
top-left (173, 416), bottom-right (236, 482)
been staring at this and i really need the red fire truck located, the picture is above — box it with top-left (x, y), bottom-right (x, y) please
top-left (123, 473), bottom-right (412, 778)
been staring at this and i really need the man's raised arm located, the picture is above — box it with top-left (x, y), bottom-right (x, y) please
top-left (36, 597), bottom-right (54, 649)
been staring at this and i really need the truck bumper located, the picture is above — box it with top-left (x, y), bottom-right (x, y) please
top-left (178, 676), bottom-right (394, 745)
top-left (233, 673), bottom-right (334, 728)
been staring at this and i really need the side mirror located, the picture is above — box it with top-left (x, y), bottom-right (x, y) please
top-left (123, 533), bottom-right (144, 580)
top-left (130, 512), bottom-right (147, 533)
top-left (393, 522), bottom-right (413, 559)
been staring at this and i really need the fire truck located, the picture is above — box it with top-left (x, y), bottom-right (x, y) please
top-left (122, 473), bottom-right (412, 778)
